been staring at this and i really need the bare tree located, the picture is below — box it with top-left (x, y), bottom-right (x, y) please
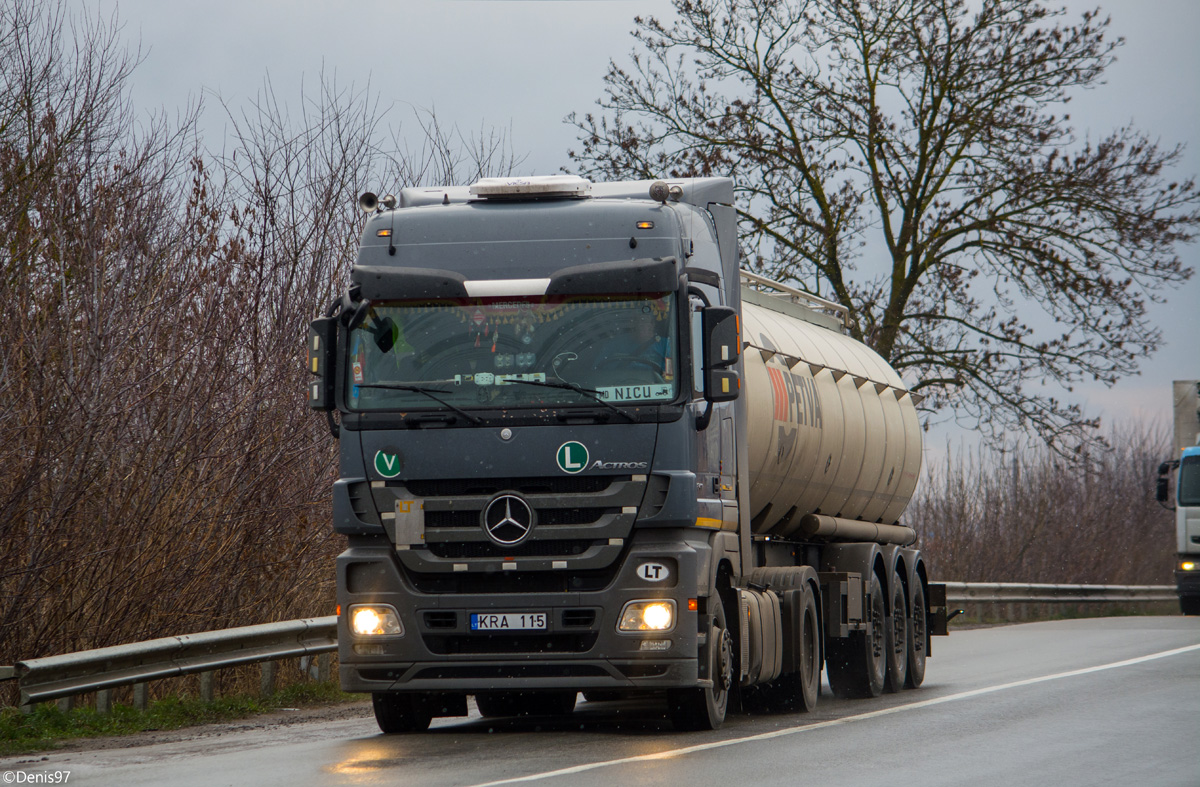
top-left (570, 0), bottom-right (1199, 453)
top-left (0, 0), bottom-right (526, 685)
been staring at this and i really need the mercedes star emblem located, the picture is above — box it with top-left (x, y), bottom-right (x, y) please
top-left (482, 494), bottom-right (535, 546)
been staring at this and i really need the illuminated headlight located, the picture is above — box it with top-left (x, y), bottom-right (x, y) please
top-left (349, 605), bottom-right (403, 637)
top-left (618, 600), bottom-right (676, 632)
top-left (1182, 561), bottom-right (1197, 572)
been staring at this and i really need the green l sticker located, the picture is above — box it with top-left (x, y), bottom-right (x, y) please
top-left (556, 441), bottom-right (589, 474)
top-left (374, 450), bottom-right (402, 478)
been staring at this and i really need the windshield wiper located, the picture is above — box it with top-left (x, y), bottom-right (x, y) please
top-left (355, 383), bottom-right (483, 425)
top-left (504, 379), bottom-right (636, 422)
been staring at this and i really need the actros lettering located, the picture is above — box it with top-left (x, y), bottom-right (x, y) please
top-left (590, 460), bottom-right (649, 470)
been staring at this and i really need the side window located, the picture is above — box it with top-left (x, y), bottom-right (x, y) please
top-left (687, 214), bottom-right (726, 306)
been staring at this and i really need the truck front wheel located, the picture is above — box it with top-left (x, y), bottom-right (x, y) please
top-left (1181, 596), bottom-right (1200, 616)
top-left (668, 596), bottom-right (733, 730)
top-left (372, 692), bottom-right (433, 734)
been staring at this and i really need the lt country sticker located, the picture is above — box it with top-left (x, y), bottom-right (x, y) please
top-left (374, 450), bottom-right (403, 478)
top-left (556, 441), bottom-right (589, 474)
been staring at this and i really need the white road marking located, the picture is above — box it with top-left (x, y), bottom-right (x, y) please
top-left (466, 642), bottom-right (1200, 787)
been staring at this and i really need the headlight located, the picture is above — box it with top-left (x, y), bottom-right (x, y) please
top-left (349, 604), bottom-right (404, 637)
top-left (618, 599), bottom-right (676, 632)
top-left (1182, 561), bottom-right (1197, 572)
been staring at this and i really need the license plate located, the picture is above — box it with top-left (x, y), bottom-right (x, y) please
top-left (470, 612), bottom-right (547, 631)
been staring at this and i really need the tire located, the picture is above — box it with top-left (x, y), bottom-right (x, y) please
top-left (905, 579), bottom-right (928, 688)
top-left (372, 692), bottom-right (432, 734)
top-left (1181, 596), bottom-right (1200, 616)
top-left (884, 570), bottom-right (909, 694)
top-left (825, 572), bottom-right (886, 699)
top-left (475, 691), bottom-right (576, 718)
top-left (668, 593), bottom-right (733, 730)
top-left (767, 583), bottom-right (821, 713)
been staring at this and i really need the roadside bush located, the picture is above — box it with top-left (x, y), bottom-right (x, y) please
top-left (912, 421), bottom-right (1176, 585)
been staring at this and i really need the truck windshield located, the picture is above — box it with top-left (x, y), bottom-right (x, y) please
top-left (346, 293), bottom-right (679, 412)
top-left (1180, 456), bottom-right (1200, 507)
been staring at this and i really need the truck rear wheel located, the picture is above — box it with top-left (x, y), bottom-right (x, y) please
top-left (475, 691), bottom-right (576, 718)
top-left (825, 572), bottom-right (886, 699)
top-left (372, 692), bottom-right (433, 734)
top-left (905, 579), bottom-right (928, 688)
top-left (884, 570), bottom-right (909, 693)
top-left (668, 595), bottom-right (732, 730)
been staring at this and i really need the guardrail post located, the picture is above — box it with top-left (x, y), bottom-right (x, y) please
top-left (57, 695), bottom-right (74, 713)
top-left (260, 660), bottom-right (277, 697)
top-left (317, 653), bottom-right (331, 683)
top-left (200, 670), bottom-right (215, 703)
top-left (97, 689), bottom-right (112, 714)
top-left (133, 682), bottom-right (149, 711)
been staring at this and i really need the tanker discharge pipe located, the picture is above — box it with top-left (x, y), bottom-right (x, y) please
top-left (796, 514), bottom-right (918, 546)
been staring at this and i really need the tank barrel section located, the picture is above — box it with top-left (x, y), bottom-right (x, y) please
top-left (739, 290), bottom-right (924, 542)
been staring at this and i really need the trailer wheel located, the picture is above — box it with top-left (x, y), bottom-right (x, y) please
top-left (372, 692), bottom-right (432, 734)
top-left (475, 691), bottom-right (576, 718)
top-left (668, 595), bottom-right (732, 730)
top-left (884, 570), bottom-right (909, 693)
top-left (905, 579), bottom-right (928, 688)
top-left (826, 572), bottom-right (886, 699)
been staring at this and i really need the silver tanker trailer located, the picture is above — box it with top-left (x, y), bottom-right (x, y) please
top-left (307, 175), bottom-right (950, 733)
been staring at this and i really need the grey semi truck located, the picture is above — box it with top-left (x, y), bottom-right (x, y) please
top-left (307, 175), bottom-right (949, 732)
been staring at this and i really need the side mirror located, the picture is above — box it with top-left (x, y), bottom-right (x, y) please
top-left (1155, 476), bottom-right (1170, 504)
top-left (308, 316), bottom-right (337, 411)
top-left (703, 306), bottom-right (740, 369)
top-left (702, 306), bottom-right (741, 403)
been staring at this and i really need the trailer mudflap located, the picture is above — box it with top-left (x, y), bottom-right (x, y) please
top-left (818, 571), bottom-right (863, 639)
top-left (927, 582), bottom-right (952, 637)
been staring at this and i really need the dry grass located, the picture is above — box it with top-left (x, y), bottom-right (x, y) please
top-left (912, 421), bottom-right (1176, 585)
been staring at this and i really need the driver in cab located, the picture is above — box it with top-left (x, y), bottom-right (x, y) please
top-left (596, 307), bottom-right (673, 382)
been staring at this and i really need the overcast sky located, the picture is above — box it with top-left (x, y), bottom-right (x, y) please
top-left (92, 0), bottom-right (1199, 448)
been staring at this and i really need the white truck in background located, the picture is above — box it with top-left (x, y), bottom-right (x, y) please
top-left (1156, 380), bottom-right (1200, 615)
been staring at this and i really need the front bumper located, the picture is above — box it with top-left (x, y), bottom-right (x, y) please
top-left (1175, 567), bottom-right (1200, 598)
top-left (337, 534), bottom-right (709, 695)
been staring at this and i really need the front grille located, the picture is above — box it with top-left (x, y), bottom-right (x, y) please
top-left (424, 611), bottom-right (458, 629)
top-left (561, 609), bottom-right (597, 627)
top-left (427, 540), bottom-right (598, 559)
top-left (425, 508), bottom-right (607, 530)
top-left (410, 570), bottom-right (614, 595)
top-left (389, 473), bottom-right (645, 578)
top-left (404, 476), bottom-right (615, 497)
top-left (423, 633), bottom-right (598, 655)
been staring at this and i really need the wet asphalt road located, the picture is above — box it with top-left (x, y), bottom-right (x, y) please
top-left (4, 616), bottom-right (1198, 787)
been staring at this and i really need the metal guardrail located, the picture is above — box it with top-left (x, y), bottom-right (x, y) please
top-left (3, 616), bottom-right (336, 709)
top-left (0, 584), bottom-right (1177, 711)
top-left (944, 582), bottom-right (1177, 604)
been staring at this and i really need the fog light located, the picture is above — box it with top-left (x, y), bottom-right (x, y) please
top-left (349, 604), bottom-right (403, 637)
top-left (618, 600), bottom-right (676, 632)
